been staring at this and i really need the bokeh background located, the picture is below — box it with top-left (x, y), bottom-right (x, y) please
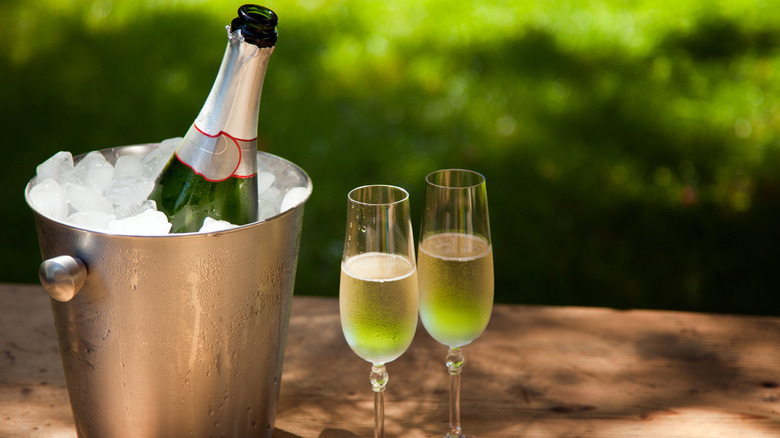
top-left (2, 0), bottom-right (779, 315)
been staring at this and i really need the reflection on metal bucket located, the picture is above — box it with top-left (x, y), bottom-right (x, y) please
top-left (25, 145), bottom-right (311, 438)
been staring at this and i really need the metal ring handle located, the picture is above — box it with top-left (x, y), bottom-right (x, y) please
top-left (39, 256), bottom-right (87, 302)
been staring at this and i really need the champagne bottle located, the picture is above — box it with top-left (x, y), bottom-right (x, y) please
top-left (149, 4), bottom-right (278, 233)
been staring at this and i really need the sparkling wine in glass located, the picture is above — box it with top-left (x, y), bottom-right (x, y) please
top-left (418, 169), bottom-right (494, 438)
top-left (339, 185), bottom-right (418, 438)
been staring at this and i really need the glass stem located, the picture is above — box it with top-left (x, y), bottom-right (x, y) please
top-left (371, 364), bottom-right (388, 438)
top-left (446, 347), bottom-right (465, 438)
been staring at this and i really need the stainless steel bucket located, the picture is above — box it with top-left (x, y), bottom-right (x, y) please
top-left (24, 144), bottom-right (312, 438)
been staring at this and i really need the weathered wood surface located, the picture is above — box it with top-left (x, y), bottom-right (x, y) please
top-left (2, 283), bottom-right (780, 437)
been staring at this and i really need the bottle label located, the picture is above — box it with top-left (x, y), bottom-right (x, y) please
top-left (175, 124), bottom-right (257, 182)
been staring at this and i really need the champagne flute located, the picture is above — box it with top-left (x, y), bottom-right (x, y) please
top-left (418, 169), bottom-right (494, 438)
top-left (339, 185), bottom-right (419, 438)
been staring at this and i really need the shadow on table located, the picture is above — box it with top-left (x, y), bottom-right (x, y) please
top-left (274, 428), bottom-right (359, 438)
top-left (493, 306), bottom-right (780, 435)
top-left (319, 429), bottom-right (360, 438)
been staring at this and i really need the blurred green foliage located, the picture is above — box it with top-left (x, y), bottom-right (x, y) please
top-left (2, 0), bottom-right (779, 315)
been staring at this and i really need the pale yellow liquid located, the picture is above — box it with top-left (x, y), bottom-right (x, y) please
top-left (418, 233), bottom-right (494, 347)
top-left (339, 253), bottom-right (418, 365)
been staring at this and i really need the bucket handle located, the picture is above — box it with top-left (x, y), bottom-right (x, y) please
top-left (39, 256), bottom-right (87, 302)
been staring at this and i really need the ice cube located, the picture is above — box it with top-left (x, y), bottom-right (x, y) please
top-left (260, 186), bottom-right (284, 203)
top-left (280, 186), bottom-right (310, 212)
top-left (159, 137), bottom-right (181, 155)
top-left (142, 155), bottom-right (166, 180)
top-left (257, 171), bottom-right (275, 194)
top-left (108, 208), bottom-right (172, 235)
top-left (114, 200), bottom-right (157, 220)
top-left (199, 217), bottom-right (239, 233)
top-left (273, 167), bottom-right (303, 191)
top-left (67, 211), bottom-right (115, 231)
top-left (66, 184), bottom-right (114, 214)
top-left (142, 137), bottom-right (181, 179)
top-left (36, 151), bottom-right (79, 186)
top-left (258, 187), bottom-right (284, 220)
top-left (105, 176), bottom-right (155, 206)
top-left (113, 155), bottom-right (144, 180)
top-left (75, 151), bottom-right (114, 193)
top-left (29, 178), bottom-right (68, 220)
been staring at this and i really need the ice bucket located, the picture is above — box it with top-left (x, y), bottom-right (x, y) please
top-left (24, 144), bottom-right (311, 438)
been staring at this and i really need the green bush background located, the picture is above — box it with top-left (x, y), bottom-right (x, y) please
top-left (2, 0), bottom-right (779, 315)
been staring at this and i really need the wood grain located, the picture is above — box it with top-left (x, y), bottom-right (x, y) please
top-left (0, 284), bottom-right (73, 438)
top-left (2, 283), bottom-right (780, 437)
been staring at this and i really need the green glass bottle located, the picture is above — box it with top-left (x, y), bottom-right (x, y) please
top-left (149, 4), bottom-right (278, 233)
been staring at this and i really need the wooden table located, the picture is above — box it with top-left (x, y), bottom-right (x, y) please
top-left (2, 282), bottom-right (780, 437)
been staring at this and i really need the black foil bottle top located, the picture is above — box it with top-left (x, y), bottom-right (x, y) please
top-left (230, 4), bottom-right (278, 47)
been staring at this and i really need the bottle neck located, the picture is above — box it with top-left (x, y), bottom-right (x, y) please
top-left (194, 28), bottom-right (274, 141)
